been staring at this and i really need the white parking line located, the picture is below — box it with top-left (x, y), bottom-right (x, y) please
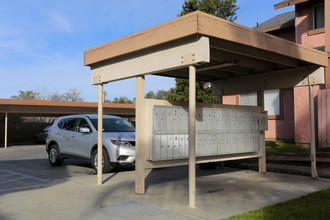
top-left (0, 169), bottom-right (48, 193)
top-left (0, 169), bottom-right (48, 182)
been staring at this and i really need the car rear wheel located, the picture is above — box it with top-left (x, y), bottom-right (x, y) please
top-left (48, 144), bottom-right (63, 166)
top-left (92, 149), bottom-right (112, 173)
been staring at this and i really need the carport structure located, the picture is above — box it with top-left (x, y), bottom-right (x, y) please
top-left (0, 99), bottom-right (135, 148)
top-left (84, 11), bottom-right (328, 208)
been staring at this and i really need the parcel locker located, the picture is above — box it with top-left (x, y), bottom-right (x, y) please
top-left (153, 135), bottom-right (161, 160)
top-left (160, 135), bottom-right (168, 159)
top-left (167, 135), bottom-right (174, 159)
top-left (173, 135), bottom-right (180, 158)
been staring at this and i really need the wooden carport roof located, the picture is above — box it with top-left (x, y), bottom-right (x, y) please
top-left (84, 10), bottom-right (327, 208)
top-left (85, 11), bottom-right (327, 86)
top-left (0, 99), bottom-right (135, 117)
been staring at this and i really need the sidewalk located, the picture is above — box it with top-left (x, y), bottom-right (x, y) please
top-left (1, 166), bottom-right (330, 220)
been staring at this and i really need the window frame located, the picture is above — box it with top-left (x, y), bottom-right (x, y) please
top-left (313, 3), bottom-right (325, 30)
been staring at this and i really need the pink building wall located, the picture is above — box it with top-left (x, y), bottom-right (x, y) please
top-left (266, 88), bottom-right (295, 140)
top-left (296, 1), bottom-right (325, 47)
top-left (293, 85), bottom-right (323, 143)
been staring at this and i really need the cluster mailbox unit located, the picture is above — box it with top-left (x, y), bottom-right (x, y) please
top-left (146, 101), bottom-right (268, 165)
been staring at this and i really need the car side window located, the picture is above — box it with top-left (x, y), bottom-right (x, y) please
top-left (75, 118), bottom-right (91, 132)
top-left (62, 118), bottom-right (76, 131)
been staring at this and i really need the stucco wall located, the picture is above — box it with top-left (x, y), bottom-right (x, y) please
top-left (294, 85), bottom-right (323, 143)
top-left (266, 88), bottom-right (295, 141)
top-left (296, 1), bottom-right (325, 47)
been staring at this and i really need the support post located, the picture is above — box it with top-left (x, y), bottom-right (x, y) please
top-left (135, 76), bottom-right (145, 194)
top-left (308, 78), bottom-right (318, 178)
top-left (257, 90), bottom-right (266, 173)
top-left (97, 84), bottom-right (104, 185)
top-left (4, 112), bottom-right (8, 149)
top-left (189, 66), bottom-right (196, 208)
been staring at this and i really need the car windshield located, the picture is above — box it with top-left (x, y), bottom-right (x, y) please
top-left (90, 118), bottom-right (135, 132)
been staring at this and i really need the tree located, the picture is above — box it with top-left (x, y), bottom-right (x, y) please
top-left (169, 0), bottom-right (239, 104)
top-left (63, 88), bottom-right (83, 102)
top-left (180, 0), bottom-right (239, 22)
top-left (168, 79), bottom-right (218, 103)
top-left (10, 90), bottom-right (39, 100)
top-left (107, 97), bottom-right (134, 104)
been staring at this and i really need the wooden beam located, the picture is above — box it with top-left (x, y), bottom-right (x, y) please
top-left (211, 65), bottom-right (321, 95)
top-left (210, 48), bottom-right (275, 72)
top-left (197, 12), bottom-right (327, 67)
top-left (135, 76), bottom-right (146, 194)
top-left (189, 65), bottom-right (196, 209)
top-left (210, 38), bottom-right (300, 68)
top-left (91, 36), bottom-right (210, 84)
top-left (97, 84), bottom-right (103, 185)
top-left (257, 91), bottom-right (266, 174)
top-left (274, 0), bottom-right (310, 10)
top-left (84, 12), bottom-right (199, 66)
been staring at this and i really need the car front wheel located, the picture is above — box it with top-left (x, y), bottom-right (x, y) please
top-left (92, 149), bottom-right (112, 173)
top-left (48, 144), bottom-right (63, 166)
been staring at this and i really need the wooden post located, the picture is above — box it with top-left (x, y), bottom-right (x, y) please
top-left (257, 90), bottom-right (266, 173)
top-left (97, 84), bottom-right (104, 185)
top-left (4, 112), bottom-right (8, 149)
top-left (309, 77), bottom-right (318, 178)
top-left (135, 76), bottom-right (145, 194)
top-left (189, 66), bottom-right (196, 208)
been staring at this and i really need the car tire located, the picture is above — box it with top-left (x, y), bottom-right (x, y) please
top-left (48, 144), bottom-right (63, 166)
top-left (92, 149), bottom-right (112, 173)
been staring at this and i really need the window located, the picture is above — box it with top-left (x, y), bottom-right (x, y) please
top-left (75, 118), bottom-right (91, 132)
top-left (314, 4), bottom-right (324, 30)
top-left (240, 89), bottom-right (280, 116)
top-left (61, 118), bottom-right (76, 131)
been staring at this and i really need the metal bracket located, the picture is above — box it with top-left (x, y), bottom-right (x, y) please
top-left (92, 75), bottom-right (101, 84)
top-left (181, 52), bottom-right (196, 65)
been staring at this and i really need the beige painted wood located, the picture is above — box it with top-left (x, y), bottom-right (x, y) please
top-left (90, 36), bottom-right (210, 84)
top-left (211, 65), bottom-right (321, 95)
top-left (274, 0), bottom-right (312, 10)
top-left (97, 84), bottom-right (103, 185)
top-left (144, 152), bottom-right (261, 169)
top-left (309, 77), bottom-right (319, 179)
top-left (4, 112), bottom-right (8, 149)
top-left (189, 65), bottom-right (196, 208)
top-left (257, 91), bottom-right (266, 174)
top-left (84, 13), bottom-right (199, 65)
top-left (135, 76), bottom-right (146, 194)
top-left (85, 11), bottom-right (327, 69)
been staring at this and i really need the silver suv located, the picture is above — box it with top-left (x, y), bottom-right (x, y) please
top-left (46, 114), bottom-right (135, 173)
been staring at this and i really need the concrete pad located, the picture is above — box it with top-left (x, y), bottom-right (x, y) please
top-left (1, 146), bottom-right (330, 219)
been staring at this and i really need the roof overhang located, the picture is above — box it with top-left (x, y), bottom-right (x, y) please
top-left (84, 11), bottom-right (328, 95)
top-left (0, 99), bottom-right (135, 117)
top-left (274, 0), bottom-right (311, 10)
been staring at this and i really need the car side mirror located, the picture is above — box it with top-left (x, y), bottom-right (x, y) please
top-left (79, 127), bottom-right (90, 133)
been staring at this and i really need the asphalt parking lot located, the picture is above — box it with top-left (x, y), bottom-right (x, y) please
top-left (1, 145), bottom-right (330, 220)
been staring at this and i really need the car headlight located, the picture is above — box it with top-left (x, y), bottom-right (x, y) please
top-left (111, 140), bottom-right (133, 147)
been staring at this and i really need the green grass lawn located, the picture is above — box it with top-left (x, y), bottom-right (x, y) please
top-left (224, 188), bottom-right (330, 220)
top-left (266, 140), bottom-right (310, 155)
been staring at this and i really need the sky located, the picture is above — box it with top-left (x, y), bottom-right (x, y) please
top-left (0, 0), bottom-right (294, 102)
